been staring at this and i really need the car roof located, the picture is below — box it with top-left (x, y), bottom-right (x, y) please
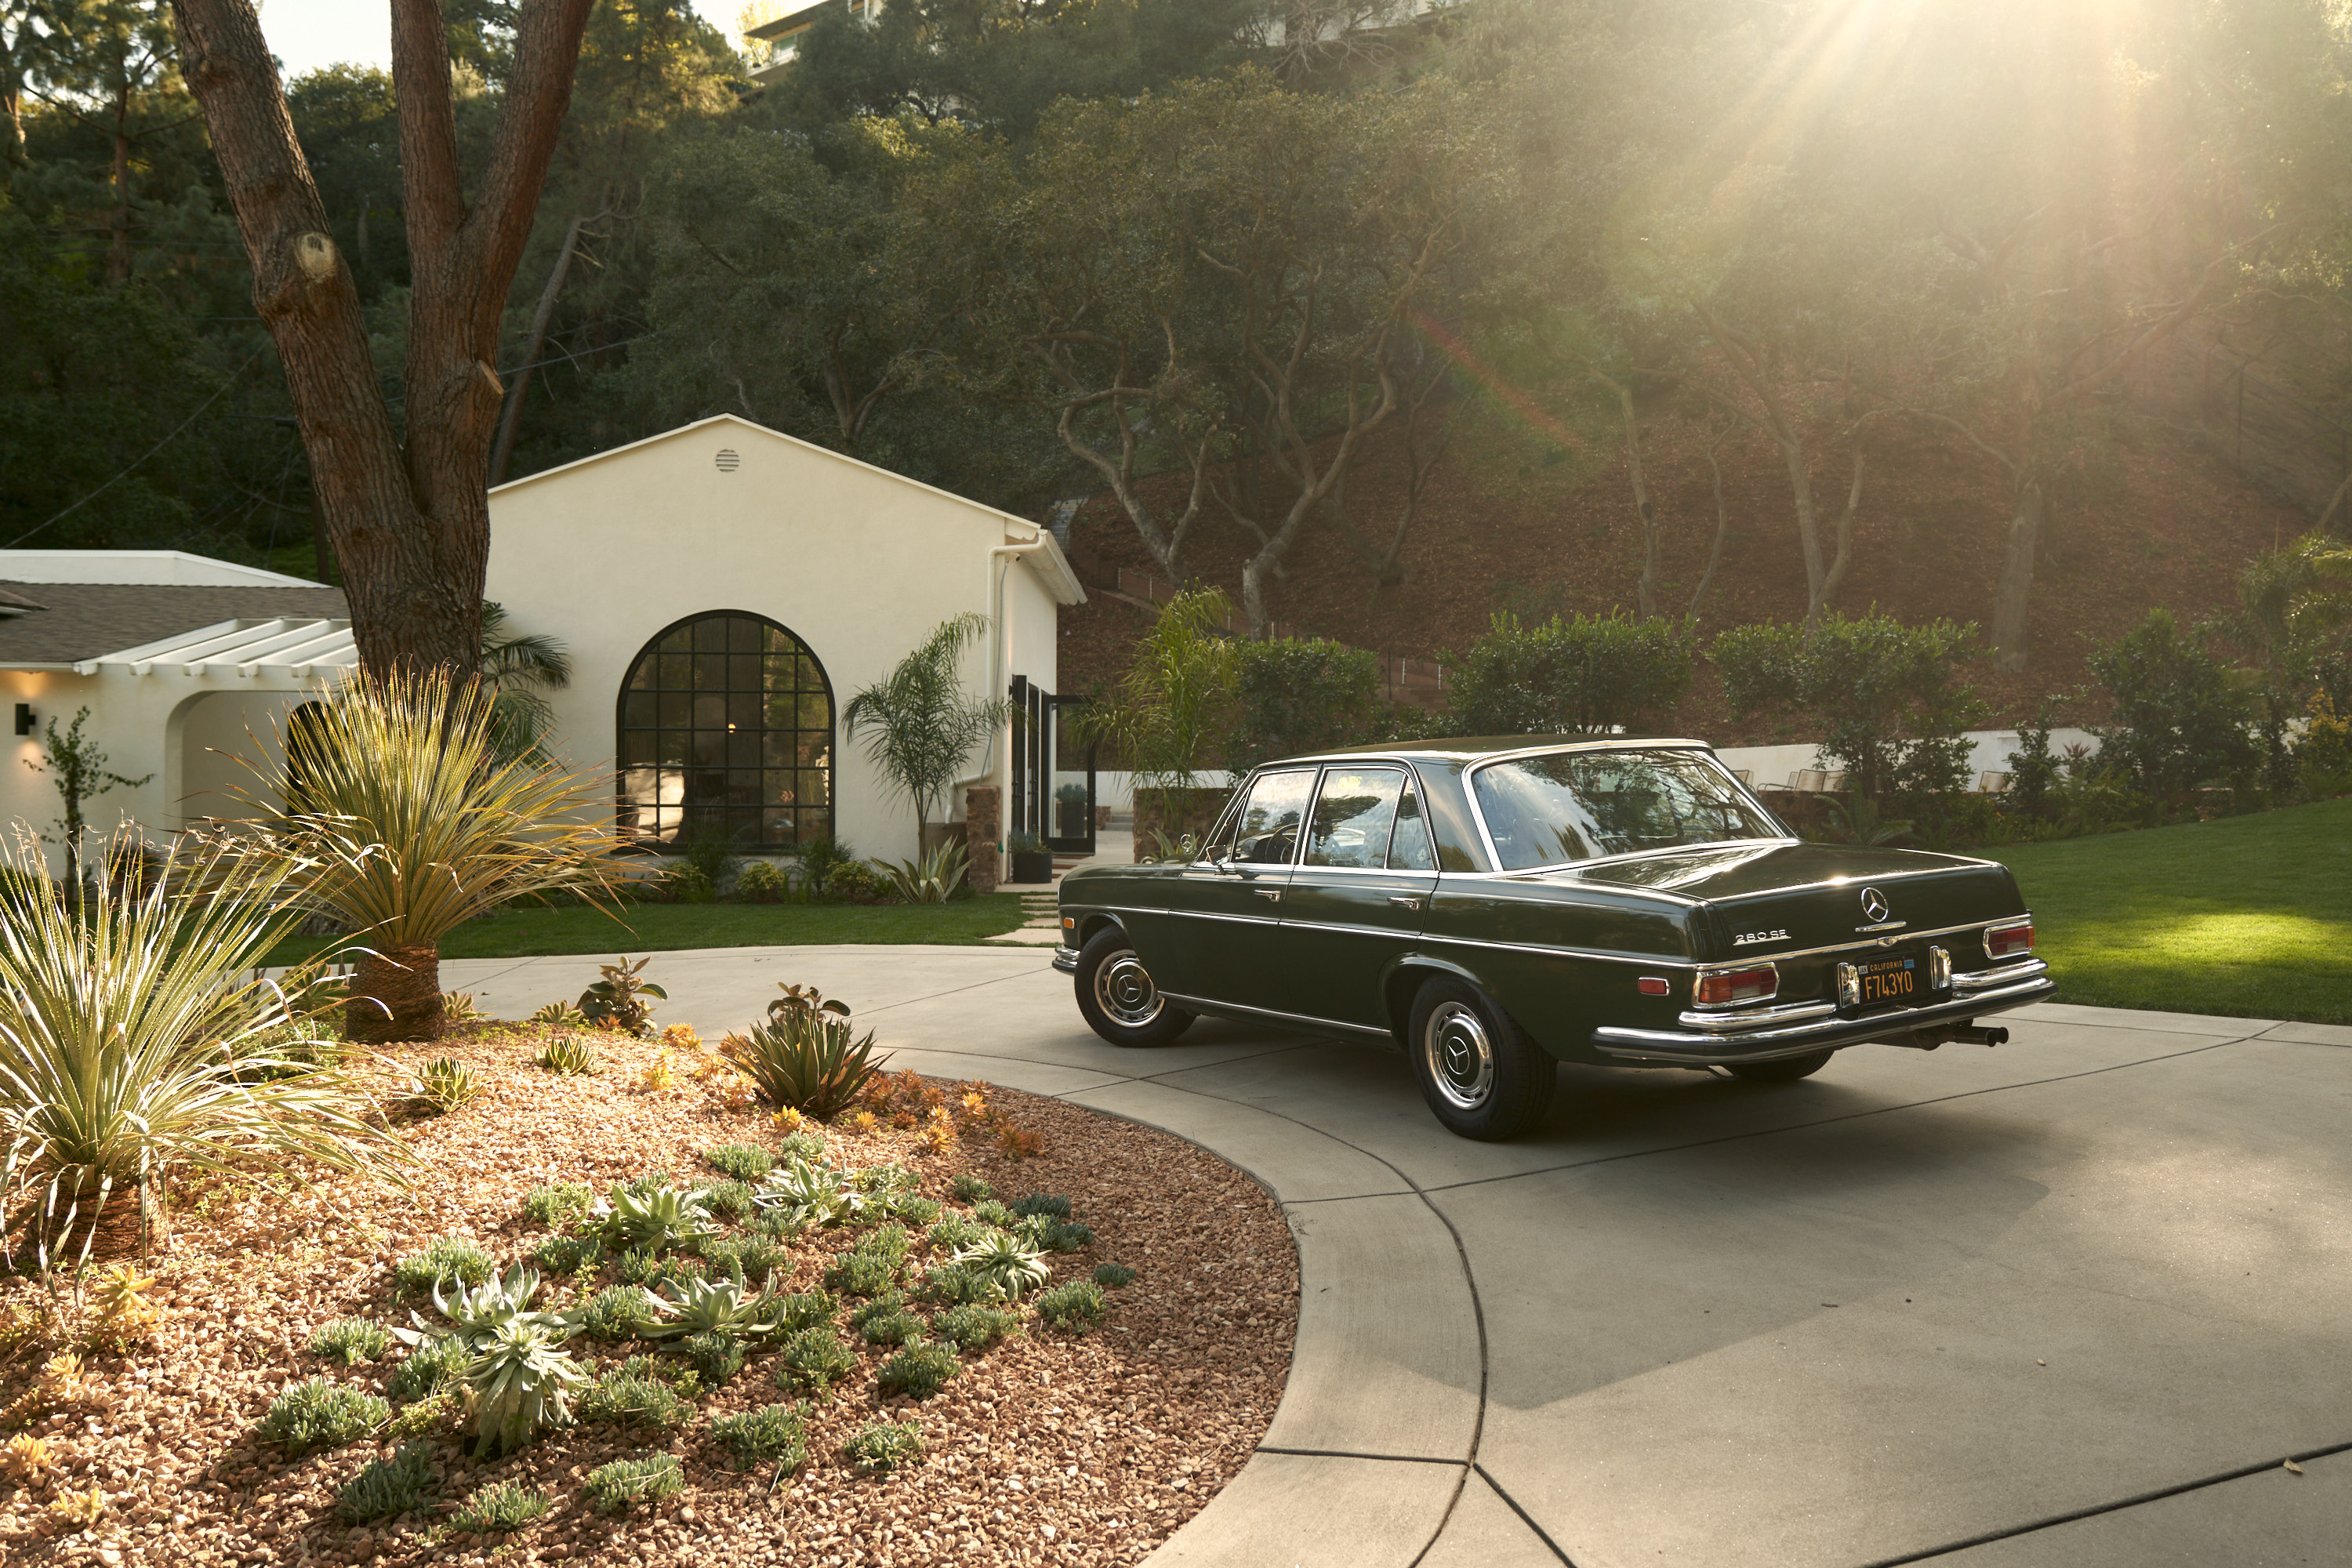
top-left (1276, 735), bottom-right (1715, 766)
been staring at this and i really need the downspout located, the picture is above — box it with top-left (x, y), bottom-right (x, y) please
top-left (951, 532), bottom-right (1049, 842)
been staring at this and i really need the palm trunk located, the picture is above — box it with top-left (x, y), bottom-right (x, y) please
top-left (348, 944), bottom-right (444, 1042)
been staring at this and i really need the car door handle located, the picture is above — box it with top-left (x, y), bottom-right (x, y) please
top-left (1255, 888), bottom-right (1283, 903)
top-left (1388, 895), bottom-right (1423, 910)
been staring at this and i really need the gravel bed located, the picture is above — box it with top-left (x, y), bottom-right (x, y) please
top-left (0, 1023), bottom-right (1299, 1566)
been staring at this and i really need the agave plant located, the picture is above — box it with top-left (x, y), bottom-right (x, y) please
top-left (720, 1011), bottom-right (887, 1120)
top-left (528, 1000), bottom-right (587, 1029)
top-left (950, 1229), bottom-right (1052, 1301)
top-left (872, 840), bottom-right (970, 904)
top-left (536, 1036), bottom-right (599, 1076)
top-left (223, 667), bottom-right (630, 1043)
top-left (466, 1316), bottom-right (590, 1457)
top-left (752, 1156), bottom-right (868, 1232)
top-left (416, 1058), bottom-right (482, 1112)
top-left (0, 826), bottom-right (405, 1272)
top-left (576, 956), bottom-right (666, 1036)
top-left (599, 1183), bottom-right (714, 1252)
top-left (638, 1276), bottom-right (794, 1344)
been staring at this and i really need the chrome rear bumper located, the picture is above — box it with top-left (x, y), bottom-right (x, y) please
top-left (1592, 961), bottom-right (2053, 1065)
top-left (1051, 946), bottom-right (1080, 975)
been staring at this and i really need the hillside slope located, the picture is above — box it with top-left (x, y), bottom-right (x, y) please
top-left (1056, 402), bottom-right (2310, 743)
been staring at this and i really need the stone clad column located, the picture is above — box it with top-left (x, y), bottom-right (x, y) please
top-left (964, 785), bottom-right (1001, 895)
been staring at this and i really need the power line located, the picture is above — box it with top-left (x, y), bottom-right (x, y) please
top-left (3, 350), bottom-right (267, 551)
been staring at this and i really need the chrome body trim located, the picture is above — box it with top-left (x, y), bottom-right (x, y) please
top-left (1674, 1000), bottom-right (1838, 1033)
top-left (1954, 956), bottom-right (2046, 992)
top-left (1051, 945), bottom-right (1080, 974)
top-left (1592, 974), bottom-right (2055, 1062)
top-left (1157, 991), bottom-right (1396, 1041)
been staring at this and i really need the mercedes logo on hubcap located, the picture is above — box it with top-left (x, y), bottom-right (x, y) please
top-left (1860, 886), bottom-right (1891, 923)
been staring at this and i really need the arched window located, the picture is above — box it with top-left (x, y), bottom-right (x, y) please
top-left (616, 612), bottom-right (834, 849)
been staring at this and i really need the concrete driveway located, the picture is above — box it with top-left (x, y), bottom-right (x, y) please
top-left (442, 946), bottom-right (2352, 1568)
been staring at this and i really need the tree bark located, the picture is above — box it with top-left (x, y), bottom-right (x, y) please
top-left (1686, 422), bottom-right (1736, 623)
top-left (488, 210), bottom-right (597, 488)
top-left (1687, 298), bottom-right (1835, 619)
top-left (1989, 477), bottom-right (2043, 672)
top-left (1614, 379), bottom-right (1662, 621)
top-left (108, 85), bottom-right (132, 284)
top-left (170, 0), bottom-right (595, 677)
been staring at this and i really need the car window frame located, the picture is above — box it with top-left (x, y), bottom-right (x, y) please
top-left (1200, 757), bottom-right (1452, 873)
top-left (1298, 764), bottom-right (1414, 873)
top-left (1206, 765), bottom-right (1320, 868)
top-left (1460, 742), bottom-right (1796, 875)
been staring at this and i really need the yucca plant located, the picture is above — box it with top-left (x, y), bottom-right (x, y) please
top-left (0, 826), bottom-right (404, 1271)
top-left (536, 1036), bottom-right (599, 1076)
top-left (950, 1229), bottom-right (1052, 1301)
top-left (226, 668), bottom-right (630, 1043)
top-left (416, 1058), bottom-right (482, 1112)
top-left (720, 1011), bottom-right (888, 1120)
top-left (872, 840), bottom-right (970, 904)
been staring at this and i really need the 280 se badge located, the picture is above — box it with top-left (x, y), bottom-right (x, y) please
top-left (1054, 738), bottom-right (2054, 1142)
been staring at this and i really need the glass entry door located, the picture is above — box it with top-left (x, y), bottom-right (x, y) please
top-left (1008, 678), bottom-right (1095, 857)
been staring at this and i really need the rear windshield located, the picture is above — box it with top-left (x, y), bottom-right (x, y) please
top-left (1470, 748), bottom-right (1784, 869)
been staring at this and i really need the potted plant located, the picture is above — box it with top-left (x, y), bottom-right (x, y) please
top-left (1005, 829), bottom-right (1053, 884)
top-left (1055, 782), bottom-right (1091, 838)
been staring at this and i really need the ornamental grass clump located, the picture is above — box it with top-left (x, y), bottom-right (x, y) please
top-left (585, 1452), bottom-right (684, 1514)
top-left (260, 1378), bottom-right (387, 1455)
top-left (0, 826), bottom-right (403, 1272)
top-left (308, 1317), bottom-right (391, 1366)
top-left (229, 669), bottom-right (629, 1043)
top-left (336, 1442), bottom-right (432, 1523)
top-left (711, 1402), bottom-right (810, 1471)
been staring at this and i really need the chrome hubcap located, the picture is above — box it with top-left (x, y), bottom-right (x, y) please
top-left (1422, 1001), bottom-right (1494, 1110)
top-left (1094, 950), bottom-right (1164, 1027)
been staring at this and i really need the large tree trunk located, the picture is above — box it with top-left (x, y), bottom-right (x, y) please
top-left (488, 211), bottom-right (595, 488)
top-left (108, 91), bottom-right (134, 285)
top-left (1989, 478), bottom-right (2043, 671)
top-left (170, 0), bottom-right (594, 677)
top-left (1616, 380), bottom-right (1663, 620)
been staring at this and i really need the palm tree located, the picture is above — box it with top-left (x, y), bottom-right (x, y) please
top-left (479, 601), bottom-right (571, 760)
top-left (843, 614), bottom-right (1010, 855)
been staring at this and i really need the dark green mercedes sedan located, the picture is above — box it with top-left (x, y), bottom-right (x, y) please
top-left (1052, 738), bottom-right (2055, 1141)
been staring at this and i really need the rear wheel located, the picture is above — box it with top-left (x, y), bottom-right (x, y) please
top-left (1722, 1049), bottom-right (1835, 1083)
top-left (1073, 927), bottom-right (1195, 1048)
top-left (1406, 978), bottom-right (1556, 1141)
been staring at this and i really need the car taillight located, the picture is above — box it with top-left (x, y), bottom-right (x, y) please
top-left (1984, 920), bottom-right (2034, 960)
top-left (1695, 964), bottom-right (1778, 1007)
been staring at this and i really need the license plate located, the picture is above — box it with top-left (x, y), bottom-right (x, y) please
top-left (1844, 952), bottom-right (1921, 1011)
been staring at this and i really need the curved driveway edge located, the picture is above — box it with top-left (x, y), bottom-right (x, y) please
top-left (438, 945), bottom-right (2352, 1568)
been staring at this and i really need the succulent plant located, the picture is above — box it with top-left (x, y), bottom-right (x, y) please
top-left (451, 1481), bottom-right (549, 1533)
top-left (335, 1442), bottom-right (432, 1523)
top-left (927, 1213), bottom-right (986, 1253)
top-left (1093, 1262), bottom-right (1139, 1289)
top-left (700, 1178), bottom-right (754, 1221)
top-left (679, 1330), bottom-right (746, 1385)
top-left (1024, 1216), bottom-right (1096, 1254)
top-left (841, 1419), bottom-right (924, 1474)
top-left (387, 1334), bottom-right (469, 1404)
top-left (528, 1000), bottom-right (587, 1029)
top-left (753, 1156), bottom-right (869, 1232)
top-left (1009, 1192), bottom-right (1073, 1221)
top-left (640, 1274), bottom-right (793, 1343)
top-left (391, 1236), bottom-right (495, 1295)
top-left (259, 1378), bottom-right (387, 1455)
top-left (720, 1008), bottom-right (887, 1119)
top-left (919, 1265), bottom-right (1002, 1306)
top-left (585, 1452), bottom-right (684, 1514)
top-left (931, 1303), bottom-right (1018, 1353)
top-left (949, 1229), bottom-right (1051, 1301)
top-left (308, 1317), bottom-right (391, 1366)
top-left (575, 1369), bottom-right (695, 1433)
top-left (703, 1142), bottom-right (775, 1182)
top-left (576, 1285), bottom-right (659, 1342)
top-left (535, 1234), bottom-right (601, 1275)
top-left (577, 955), bottom-right (666, 1036)
top-left (424, 1265), bottom-right (567, 1341)
top-left (875, 1339), bottom-right (960, 1399)
top-left (773, 1326), bottom-right (855, 1395)
top-left (465, 1316), bottom-right (589, 1456)
top-left (536, 1035), bottom-right (600, 1075)
top-left (520, 1181), bottom-right (593, 1227)
top-left (1034, 1279), bottom-right (1108, 1334)
top-left (710, 1403), bottom-right (809, 1472)
top-left (858, 1307), bottom-right (924, 1346)
top-left (702, 1235), bottom-right (789, 1286)
top-left (416, 1057), bottom-right (481, 1112)
top-left (822, 1249), bottom-right (898, 1299)
top-left (599, 1181), bottom-right (715, 1252)
top-left (949, 1174), bottom-right (993, 1203)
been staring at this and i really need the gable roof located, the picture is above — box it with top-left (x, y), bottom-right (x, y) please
top-left (0, 580), bottom-right (350, 668)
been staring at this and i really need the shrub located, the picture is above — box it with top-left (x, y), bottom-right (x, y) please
top-left (680, 1329), bottom-right (746, 1384)
top-left (387, 1334), bottom-right (469, 1404)
top-left (1448, 610), bottom-right (1696, 737)
top-left (416, 1057), bottom-right (482, 1112)
top-left (842, 1419), bottom-right (924, 1474)
top-left (0, 826), bottom-right (401, 1273)
top-left (775, 1326), bottom-right (856, 1394)
top-left (584, 1452), bottom-right (684, 1514)
top-left (722, 1011), bottom-right (888, 1119)
top-left (1094, 1262), bottom-right (1139, 1289)
top-left (577, 1286), bottom-right (659, 1342)
top-left (336, 1442), bottom-right (432, 1523)
top-left (711, 1402), bottom-right (810, 1471)
top-left (260, 1378), bottom-right (387, 1455)
top-left (451, 1482), bottom-right (549, 1533)
top-left (1034, 1279), bottom-right (1108, 1334)
top-left (2089, 608), bottom-right (2258, 798)
top-left (1712, 612), bottom-right (1984, 800)
top-left (576, 956), bottom-right (666, 1036)
top-left (576, 1369), bottom-right (695, 1433)
top-left (308, 1317), bottom-right (390, 1366)
top-left (704, 1143), bottom-right (776, 1182)
top-left (521, 1181), bottom-right (593, 1227)
top-left (1226, 637), bottom-right (1383, 772)
top-left (735, 859), bottom-right (791, 902)
top-left (2298, 690), bottom-right (2352, 797)
top-left (790, 837), bottom-right (858, 898)
top-left (536, 1036), bottom-right (600, 1076)
top-left (931, 1304), bottom-right (1016, 1353)
top-left (394, 1237), bottom-right (495, 1296)
top-left (876, 1339), bottom-right (960, 1399)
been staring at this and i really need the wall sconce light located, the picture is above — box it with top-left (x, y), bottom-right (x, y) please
top-left (13, 703), bottom-right (32, 736)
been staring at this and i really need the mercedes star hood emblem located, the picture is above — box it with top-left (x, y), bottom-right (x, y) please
top-left (1860, 886), bottom-right (1891, 923)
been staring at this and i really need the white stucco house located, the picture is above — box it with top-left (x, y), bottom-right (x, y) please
top-left (0, 415), bottom-right (1087, 873)
top-left (484, 414), bottom-right (1087, 862)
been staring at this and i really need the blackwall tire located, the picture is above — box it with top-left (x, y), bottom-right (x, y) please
top-left (1722, 1049), bottom-right (1836, 1083)
top-left (1073, 927), bottom-right (1195, 1048)
top-left (1406, 977), bottom-right (1556, 1141)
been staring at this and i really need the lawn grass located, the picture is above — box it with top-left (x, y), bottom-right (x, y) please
top-left (264, 893), bottom-right (1034, 966)
top-left (1977, 795), bottom-right (2352, 1025)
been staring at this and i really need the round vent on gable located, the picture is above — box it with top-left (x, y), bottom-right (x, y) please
top-left (714, 448), bottom-right (741, 472)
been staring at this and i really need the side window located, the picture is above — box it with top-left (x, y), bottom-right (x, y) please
top-left (1387, 780), bottom-right (1438, 871)
top-left (1229, 769), bottom-right (1316, 865)
top-left (1196, 788), bottom-right (1247, 863)
top-left (1305, 768), bottom-right (1406, 868)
